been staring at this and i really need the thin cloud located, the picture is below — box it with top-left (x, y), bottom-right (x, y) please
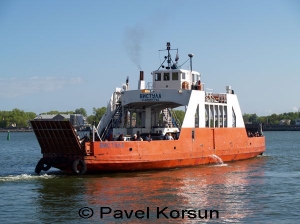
top-left (0, 76), bottom-right (83, 98)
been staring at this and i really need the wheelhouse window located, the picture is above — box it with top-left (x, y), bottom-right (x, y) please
top-left (172, 72), bottom-right (179, 80)
top-left (182, 72), bottom-right (186, 80)
top-left (164, 73), bottom-right (170, 81)
top-left (232, 108), bottom-right (236, 127)
top-left (155, 73), bottom-right (161, 81)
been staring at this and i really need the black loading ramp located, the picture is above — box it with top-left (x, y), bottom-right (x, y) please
top-left (30, 120), bottom-right (84, 155)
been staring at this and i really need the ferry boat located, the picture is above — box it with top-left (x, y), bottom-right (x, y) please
top-left (31, 42), bottom-right (265, 175)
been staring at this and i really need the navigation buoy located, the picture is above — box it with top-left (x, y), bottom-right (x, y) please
top-left (7, 130), bottom-right (10, 140)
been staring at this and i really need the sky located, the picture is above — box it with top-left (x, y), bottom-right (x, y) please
top-left (1, 0), bottom-right (299, 116)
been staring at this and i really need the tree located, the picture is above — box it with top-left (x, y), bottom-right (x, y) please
top-left (172, 109), bottom-right (185, 126)
top-left (75, 108), bottom-right (87, 117)
top-left (243, 113), bottom-right (258, 124)
top-left (41, 110), bottom-right (60, 115)
top-left (249, 113), bottom-right (258, 123)
top-left (257, 116), bottom-right (267, 124)
top-left (269, 113), bottom-right (279, 124)
top-left (0, 109), bottom-right (36, 128)
top-left (41, 110), bottom-right (74, 115)
top-left (87, 107), bottom-right (106, 124)
top-left (243, 113), bottom-right (251, 123)
top-left (0, 111), bottom-right (9, 128)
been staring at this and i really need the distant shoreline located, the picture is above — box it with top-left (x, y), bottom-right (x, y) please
top-left (0, 129), bottom-right (33, 132)
top-left (263, 125), bottom-right (300, 131)
top-left (1, 125), bottom-right (300, 132)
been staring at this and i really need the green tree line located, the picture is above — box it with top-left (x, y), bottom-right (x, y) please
top-left (0, 109), bottom-right (36, 128)
top-left (0, 107), bottom-right (185, 129)
top-left (2, 108), bottom-right (299, 129)
top-left (0, 107), bottom-right (107, 128)
top-left (243, 112), bottom-right (300, 125)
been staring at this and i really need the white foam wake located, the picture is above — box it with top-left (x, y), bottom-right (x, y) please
top-left (209, 154), bottom-right (228, 166)
top-left (0, 174), bottom-right (56, 182)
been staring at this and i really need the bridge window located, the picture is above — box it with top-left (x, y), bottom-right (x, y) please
top-left (155, 73), bottom-right (161, 81)
top-left (195, 104), bottom-right (199, 127)
top-left (224, 106), bottom-right (227, 127)
top-left (172, 72), bottom-right (178, 80)
top-left (232, 108), bottom-right (236, 127)
top-left (164, 73), bottom-right (170, 81)
top-left (182, 72), bottom-right (186, 80)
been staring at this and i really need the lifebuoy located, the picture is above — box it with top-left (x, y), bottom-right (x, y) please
top-left (182, 81), bottom-right (189, 90)
top-left (35, 158), bottom-right (51, 174)
top-left (72, 159), bottom-right (87, 175)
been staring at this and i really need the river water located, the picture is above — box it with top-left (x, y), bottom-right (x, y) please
top-left (0, 131), bottom-right (299, 223)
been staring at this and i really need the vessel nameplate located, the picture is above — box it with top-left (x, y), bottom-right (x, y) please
top-left (100, 142), bottom-right (124, 148)
top-left (140, 93), bottom-right (161, 102)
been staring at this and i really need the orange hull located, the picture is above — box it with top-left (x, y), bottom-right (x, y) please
top-left (32, 43), bottom-right (266, 175)
top-left (50, 127), bottom-right (265, 173)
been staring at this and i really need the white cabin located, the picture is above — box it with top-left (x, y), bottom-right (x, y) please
top-left (96, 42), bottom-right (244, 141)
top-left (152, 69), bottom-right (202, 90)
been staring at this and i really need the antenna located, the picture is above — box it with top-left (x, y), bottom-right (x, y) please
top-left (166, 42), bottom-right (171, 69)
top-left (175, 50), bottom-right (179, 62)
top-left (188, 53), bottom-right (194, 71)
top-left (157, 42), bottom-right (178, 70)
top-left (126, 76), bottom-right (129, 90)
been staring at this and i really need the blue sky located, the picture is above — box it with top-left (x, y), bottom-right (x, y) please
top-left (1, 0), bottom-right (299, 116)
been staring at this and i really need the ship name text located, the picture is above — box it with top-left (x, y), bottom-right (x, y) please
top-left (140, 93), bottom-right (161, 102)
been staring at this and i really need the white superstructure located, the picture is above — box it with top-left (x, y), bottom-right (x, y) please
top-left (97, 42), bottom-right (245, 140)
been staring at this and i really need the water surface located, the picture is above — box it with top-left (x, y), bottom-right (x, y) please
top-left (0, 131), bottom-right (299, 223)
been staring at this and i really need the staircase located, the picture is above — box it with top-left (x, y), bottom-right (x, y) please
top-left (97, 90), bottom-right (122, 140)
top-left (100, 103), bottom-right (122, 140)
top-left (162, 108), bottom-right (181, 128)
top-left (169, 108), bottom-right (181, 128)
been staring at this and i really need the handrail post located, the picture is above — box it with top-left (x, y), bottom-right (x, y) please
top-left (93, 122), bottom-right (95, 142)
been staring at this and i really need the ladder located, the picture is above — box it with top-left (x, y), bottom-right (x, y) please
top-left (100, 103), bottom-right (122, 140)
top-left (162, 108), bottom-right (181, 128)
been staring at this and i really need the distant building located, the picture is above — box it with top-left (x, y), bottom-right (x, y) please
top-left (34, 114), bottom-right (70, 120)
top-left (34, 114), bottom-right (87, 127)
top-left (295, 118), bottom-right (300, 126)
top-left (279, 119), bottom-right (291, 125)
top-left (10, 123), bottom-right (17, 128)
top-left (70, 114), bottom-right (86, 126)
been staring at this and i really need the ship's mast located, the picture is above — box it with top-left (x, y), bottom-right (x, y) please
top-left (188, 53), bottom-right (194, 72)
top-left (157, 42), bottom-right (178, 70)
top-left (166, 42), bottom-right (171, 69)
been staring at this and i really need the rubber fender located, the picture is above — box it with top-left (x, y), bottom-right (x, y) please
top-left (35, 158), bottom-right (51, 174)
top-left (72, 159), bottom-right (87, 175)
